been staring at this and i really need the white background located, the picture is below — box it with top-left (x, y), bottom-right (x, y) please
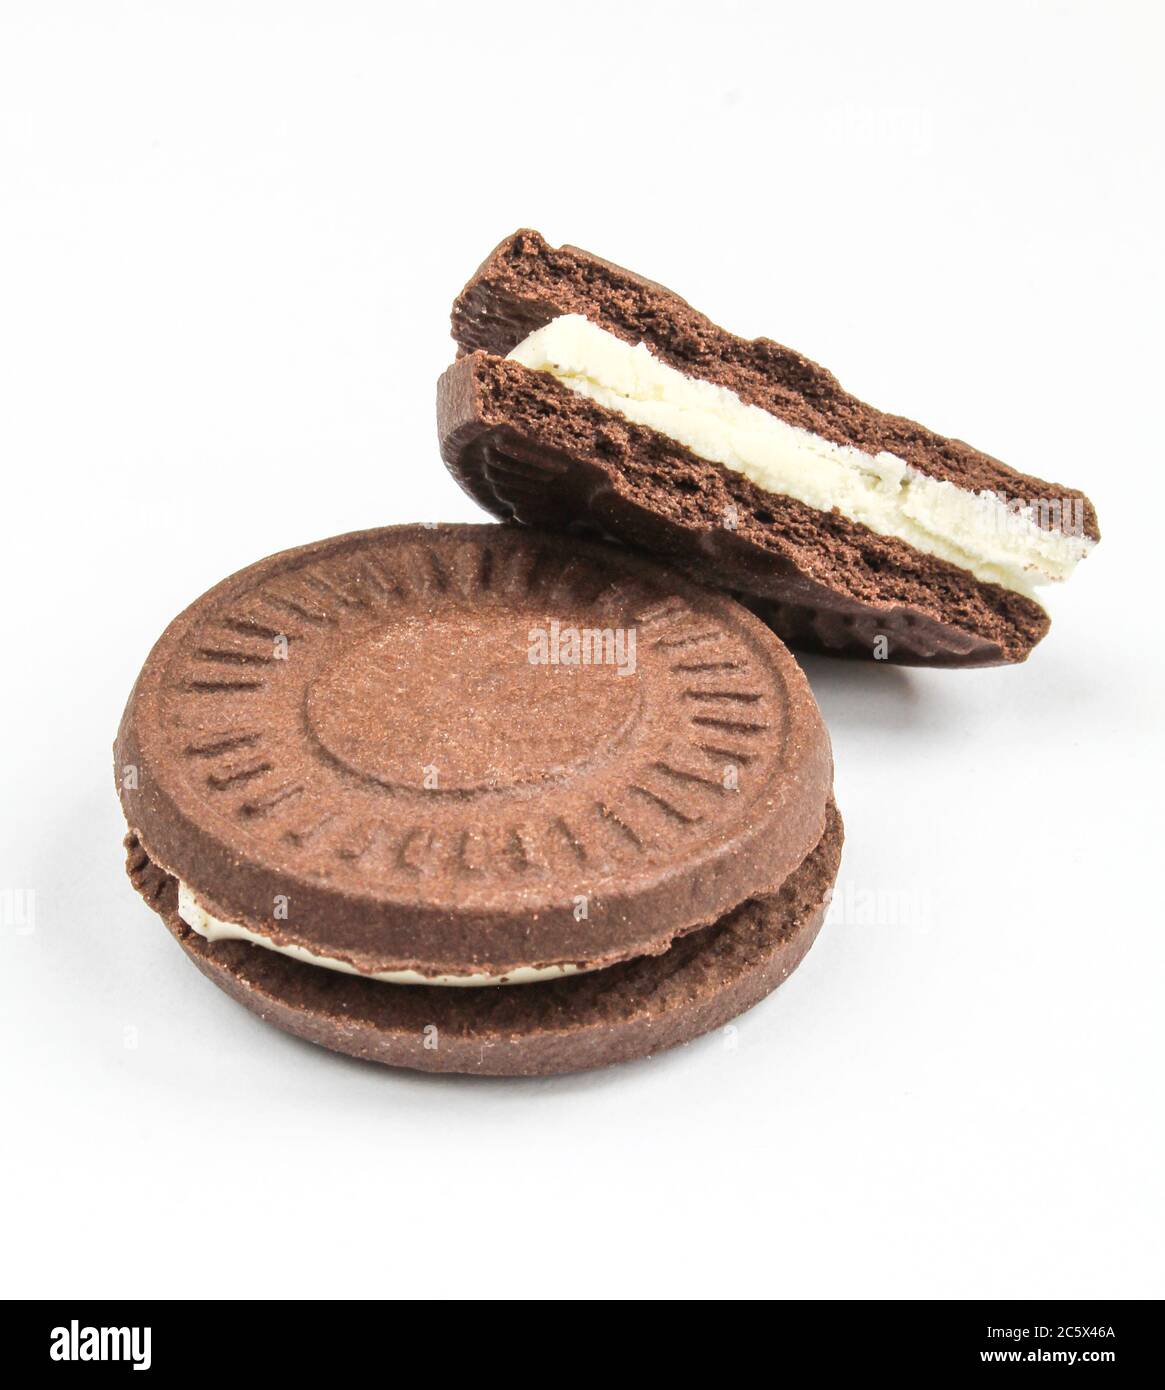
top-left (2, 1), bottom-right (1161, 1300)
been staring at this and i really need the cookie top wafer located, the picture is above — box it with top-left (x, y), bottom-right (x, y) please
top-left (115, 525), bottom-right (832, 980)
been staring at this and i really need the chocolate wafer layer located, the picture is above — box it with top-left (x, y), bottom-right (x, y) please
top-left (123, 801), bottom-right (842, 1077)
top-left (439, 230), bottom-right (1099, 667)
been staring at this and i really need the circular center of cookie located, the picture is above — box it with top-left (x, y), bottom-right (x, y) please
top-left (305, 615), bottom-right (643, 794)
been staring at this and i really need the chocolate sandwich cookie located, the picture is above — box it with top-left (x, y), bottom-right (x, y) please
top-left (115, 524), bottom-right (840, 1075)
top-left (437, 230), bottom-right (1100, 666)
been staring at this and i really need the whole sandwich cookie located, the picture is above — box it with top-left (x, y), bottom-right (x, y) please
top-left (437, 230), bottom-right (1100, 666)
top-left (115, 524), bottom-right (841, 1075)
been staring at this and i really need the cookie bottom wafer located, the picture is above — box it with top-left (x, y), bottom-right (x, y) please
top-left (125, 802), bottom-right (841, 1077)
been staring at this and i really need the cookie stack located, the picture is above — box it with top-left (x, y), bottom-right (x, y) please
top-left (115, 232), bottom-right (1097, 1075)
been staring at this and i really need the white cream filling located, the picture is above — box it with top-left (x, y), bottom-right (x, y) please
top-left (177, 881), bottom-right (588, 987)
top-left (508, 315), bottom-right (1095, 595)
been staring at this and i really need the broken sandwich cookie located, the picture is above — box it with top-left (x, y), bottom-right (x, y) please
top-left (115, 524), bottom-right (841, 1075)
top-left (438, 230), bottom-right (1099, 666)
